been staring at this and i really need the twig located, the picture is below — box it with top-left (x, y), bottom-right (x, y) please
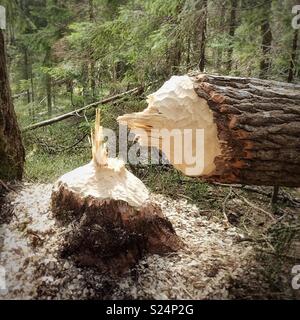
top-left (222, 186), bottom-right (232, 223)
top-left (178, 193), bottom-right (194, 201)
top-left (257, 248), bottom-right (297, 260)
top-left (213, 182), bottom-right (300, 207)
top-left (0, 179), bottom-right (10, 192)
top-left (0, 179), bottom-right (16, 193)
top-left (26, 230), bottom-right (43, 241)
top-left (58, 133), bottom-right (89, 152)
top-left (234, 191), bottom-right (276, 221)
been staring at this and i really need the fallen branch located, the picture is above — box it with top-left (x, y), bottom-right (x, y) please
top-left (213, 182), bottom-right (300, 207)
top-left (257, 248), bottom-right (297, 260)
top-left (233, 190), bottom-right (276, 221)
top-left (22, 85), bottom-right (144, 132)
top-left (0, 179), bottom-right (16, 193)
top-left (59, 133), bottom-right (89, 152)
top-left (0, 179), bottom-right (10, 192)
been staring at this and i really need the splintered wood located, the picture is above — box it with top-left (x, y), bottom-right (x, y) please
top-left (91, 109), bottom-right (108, 167)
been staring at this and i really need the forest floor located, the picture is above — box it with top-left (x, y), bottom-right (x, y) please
top-left (0, 181), bottom-right (299, 300)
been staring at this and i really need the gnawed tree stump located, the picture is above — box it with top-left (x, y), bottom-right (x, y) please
top-left (118, 74), bottom-right (300, 187)
top-left (51, 110), bottom-right (182, 274)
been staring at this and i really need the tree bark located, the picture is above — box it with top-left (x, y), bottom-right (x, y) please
top-left (0, 30), bottom-right (25, 180)
top-left (193, 74), bottom-right (300, 186)
top-left (52, 186), bottom-right (182, 274)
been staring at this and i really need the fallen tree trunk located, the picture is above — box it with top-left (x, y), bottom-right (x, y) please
top-left (118, 74), bottom-right (300, 187)
top-left (22, 85), bottom-right (144, 132)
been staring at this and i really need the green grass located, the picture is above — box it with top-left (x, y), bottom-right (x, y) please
top-left (21, 106), bottom-right (93, 183)
top-left (25, 150), bottom-right (91, 182)
top-left (131, 164), bottom-right (209, 206)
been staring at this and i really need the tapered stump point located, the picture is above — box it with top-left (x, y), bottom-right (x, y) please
top-left (51, 110), bottom-right (182, 274)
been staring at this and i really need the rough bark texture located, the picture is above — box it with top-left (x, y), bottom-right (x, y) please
top-left (192, 73), bottom-right (300, 187)
top-left (51, 185), bottom-right (183, 275)
top-left (0, 30), bottom-right (25, 181)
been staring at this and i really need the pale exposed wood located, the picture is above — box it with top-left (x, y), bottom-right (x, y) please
top-left (91, 109), bottom-right (108, 167)
top-left (118, 75), bottom-right (221, 177)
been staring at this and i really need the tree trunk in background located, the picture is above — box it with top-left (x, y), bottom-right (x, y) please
top-left (166, 2), bottom-right (183, 74)
top-left (288, 29), bottom-right (298, 83)
top-left (0, 30), bottom-right (25, 180)
top-left (23, 47), bottom-right (31, 104)
top-left (259, 2), bottom-right (272, 79)
top-left (46, 73), bottom-right (52, 116)
top-left (53, 86), bottom-right (56, 106)
top-left (67, 81), bottom-right (74, 107)
top-left (168, 41), bottom-right (182, 73)
top-left (216, 1), bottom-right (225, 71)
top-left (82, 64), bottom-right (89, 102)
top-left (44, 48), bottom-right (52, 116)
top-left (90, 62), bottom-right (96, 99)
top-left (89, 0), bottom-right (96, 100)
top-left (226, 0), bottom-right (238, 73)
top-left (186, 36), bottom-right (191, 71)
top-left (198, 0), bottom-right (207, 72)
top-left (30, 61), bottom-right (34, 103)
